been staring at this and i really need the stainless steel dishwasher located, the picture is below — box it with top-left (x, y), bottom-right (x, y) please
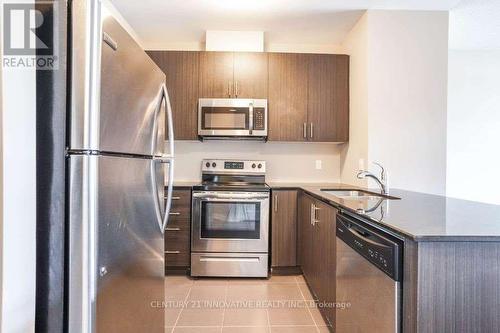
top-left (336, 213), bottom-right (403, 333)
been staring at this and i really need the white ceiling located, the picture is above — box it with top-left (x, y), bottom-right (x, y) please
top-left (111, 0), bottom-right (462, 49)
top-left (449, 0), bottom-right (500, 50)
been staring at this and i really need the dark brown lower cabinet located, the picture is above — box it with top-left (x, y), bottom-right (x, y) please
top-left (271, 190), bottom-right (298, 267)
top-left (298, 192), bottom-right (337, 327)
top-left (165, 188), bottom-right (191, 271)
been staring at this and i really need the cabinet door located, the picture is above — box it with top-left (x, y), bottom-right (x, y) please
top-left (271, 190), bottom-right (298, 267)
top-left (298, 193), bottom-right (314, 281)
top-left (313, 200), bottom-right (337, 325)
top-left (233, 52), bottom-right (268, 99)
top-left (147, 51), bottom-right (199, 140)
top-left (199, 51), bottom-right (234, 98)
top-left (268, 53), bottom-right (309, 141)
top-left (307, 54), bottom-right (349, 142)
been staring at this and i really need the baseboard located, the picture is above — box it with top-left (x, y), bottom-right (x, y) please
top-left (270, 266), bottom-right (302, 275)
top-left (165, 266), bottom-right (190, 276)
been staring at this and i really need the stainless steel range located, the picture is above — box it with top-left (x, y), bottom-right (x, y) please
top-left (191, 159), bottom-right (270, 277)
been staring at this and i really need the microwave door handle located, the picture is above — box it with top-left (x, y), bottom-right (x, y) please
top-left (249, 102), bottom-right (254, 135)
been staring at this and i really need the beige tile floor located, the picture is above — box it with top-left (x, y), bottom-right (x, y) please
top-left (165, 275), bottom-right (330, 333)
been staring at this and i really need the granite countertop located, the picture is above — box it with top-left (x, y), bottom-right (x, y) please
top-left (170, 181), bottom-right (500, 241)
top-left (172, 181), bottom-right (199, 188)
top-left (269, 182), bottom-right (500, 242)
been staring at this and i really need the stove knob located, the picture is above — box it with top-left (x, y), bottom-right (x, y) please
top-left (258, 163), bottom-right (262, 169)
top-left (252, 163), bottom-right (256, 168)
top-left (205, 162), bottom-right (210, 168)
top-left (212, 162), bottom-right (217, 168)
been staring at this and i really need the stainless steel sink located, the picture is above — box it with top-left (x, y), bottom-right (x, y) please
top-left (320, 189), bottom-right (397, 200)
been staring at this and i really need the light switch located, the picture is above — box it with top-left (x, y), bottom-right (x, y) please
top-left (315, 160), bottom-right (322, 170)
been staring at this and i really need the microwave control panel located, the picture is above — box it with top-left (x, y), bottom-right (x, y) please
top-left (253, 108), bottom-right (266, 130)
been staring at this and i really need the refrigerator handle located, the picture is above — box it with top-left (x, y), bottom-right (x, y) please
top-left (151, 84), bottom-right (175, 233)
top-left (162, 83), bottom-right (175, 231)
top-left (151, 156), bottom-right (174, 233)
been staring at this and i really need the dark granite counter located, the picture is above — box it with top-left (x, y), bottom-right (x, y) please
top-left (269, 182), bottom-right (500, 242)
top-left (168, 181), bottom-right (500, 241)
top-left (173, 181), bottom-right (199, 188)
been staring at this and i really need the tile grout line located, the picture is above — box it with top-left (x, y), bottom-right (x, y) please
top-left (171, 279), bottom-right (193, 331)
top-left (296, 275), bottom-right (321, 333)
top-left (220, 281), bottom-right (228, 333)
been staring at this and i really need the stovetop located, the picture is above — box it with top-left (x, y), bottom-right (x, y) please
top-left (194, 159), bottom-right (270, 192)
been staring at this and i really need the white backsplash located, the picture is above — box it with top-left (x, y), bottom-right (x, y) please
top-left (173, 141), bottom-right (342, 183)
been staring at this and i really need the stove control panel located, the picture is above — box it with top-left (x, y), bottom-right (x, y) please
top-left (202, 159), bottom-right (266, 174)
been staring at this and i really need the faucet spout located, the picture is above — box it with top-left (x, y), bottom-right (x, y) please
top-left (356, 164), bottom-right (387, 195)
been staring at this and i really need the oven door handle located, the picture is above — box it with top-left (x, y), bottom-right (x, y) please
top-left (193, 193), bottom-right (269, 200)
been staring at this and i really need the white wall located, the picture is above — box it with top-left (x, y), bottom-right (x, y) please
top-left (146, 42), bottom-right (345, 54)
top-left (447, 50), bottom-right (500, 204)
top-left (0, 15), bottom-right (37, 333)
top-left (340, 10), bottom-right (449, 195)
top-left (367, 10), bottom-right (448, 195)
top-left (174, 141), bottom-right (342, 182)
top-left (339, 13), bottom-right (369, 187)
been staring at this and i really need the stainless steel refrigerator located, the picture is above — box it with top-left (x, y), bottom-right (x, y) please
top-left (66, 1), bottom-right (174, 332)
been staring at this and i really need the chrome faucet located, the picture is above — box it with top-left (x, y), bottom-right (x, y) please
top-left (357, 162), bottom-right (387, 195)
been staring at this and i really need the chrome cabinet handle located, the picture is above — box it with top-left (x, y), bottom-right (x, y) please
top-left (310, 123), bottom-right (314, 139)
top-left (235, 81), bottom-right (239, 97)
top-left (310, 204), bottom-right (314, 225)
top-left (310, 204), bottom-right (320, 226)
top-left (303, 123), bottom-right (307, 139)
top-left (274, 195), bottom-right (278, 212)
top-left (313, 205), bottom-right (320, 225)
top-left (165, 227), bottom-right (181, 231)
top-left (165, 251), bottom-right (180, 254)
top-left (169, 212), bottom-right (181, 216)
top-left (249, 102), bottom-right (254, 135)
top-left (172, 196), bottom-right (181, 200)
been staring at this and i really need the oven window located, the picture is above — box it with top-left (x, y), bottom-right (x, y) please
top-left (200, 201), bottom-right (260, 239)
top-left (201, 107), bottom-right (249, 130)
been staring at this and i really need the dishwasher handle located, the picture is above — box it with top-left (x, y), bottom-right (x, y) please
top-left (339, 218), bottom-right (391, 249)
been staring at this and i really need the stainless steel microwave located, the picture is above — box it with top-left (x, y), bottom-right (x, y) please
top-left (198, 98), bottom-right (268, 140)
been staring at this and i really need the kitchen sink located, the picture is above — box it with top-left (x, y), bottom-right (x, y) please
top-left (320, 189), bottom-right (398, 200)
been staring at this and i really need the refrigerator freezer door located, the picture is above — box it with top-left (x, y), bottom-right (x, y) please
top-left (70, 2), bottom-right (167, 156)
top-left (68, 154), bottom-right (165, 333)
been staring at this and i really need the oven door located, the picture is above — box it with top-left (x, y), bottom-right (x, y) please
top-left (191, 191), bottom-right (270, 253)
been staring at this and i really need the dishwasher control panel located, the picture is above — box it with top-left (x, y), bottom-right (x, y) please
top-left (336, 214), bottom-right (402, 281)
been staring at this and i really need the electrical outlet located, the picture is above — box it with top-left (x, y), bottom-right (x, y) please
top-left (315, 160), bottom-right (322, 170)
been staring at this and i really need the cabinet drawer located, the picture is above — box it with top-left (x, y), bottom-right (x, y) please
top-left (169, 189), bottom-right (191, 207)
top-left (167, 205), bottom-right (191, 220)
top-left (165, 252), bottom-right (190, 267)
top-left (165, 229), bottom-right (190, 252)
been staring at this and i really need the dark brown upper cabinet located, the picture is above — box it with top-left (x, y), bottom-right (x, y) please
top-left (147, 51), bottom-right (199, 140)
top-left (268, 53), bottom-right (309, 141)
top-left (199, 51), bottom-right (234, 98)
top-left (199, 51), bottom-right (268, 99)
top-left (149, 51), bottom-right (349, 142)
top-left (268, 53), bottom-right (349, 142)
top-left (233, 52), bottom-right (268, 99)
top-left (307, 54), bottom-right (349, 142)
